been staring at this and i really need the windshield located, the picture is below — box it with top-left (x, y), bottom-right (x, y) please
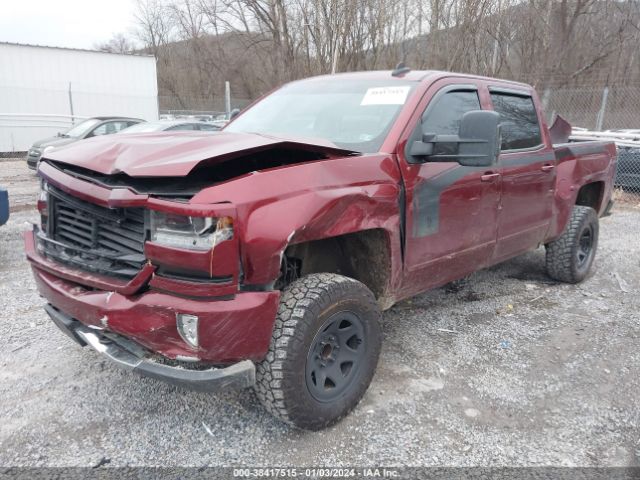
top-left (119, 122), bottom-right (168, 133)
top-left (64, 118), bottom-right (101, 138)
top-left (225, 78), bottom-right (417, 153)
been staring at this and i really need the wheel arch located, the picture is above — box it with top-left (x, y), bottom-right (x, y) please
top-left (549, 179), bottom-right (607, 241)
top-left (283, 229), bottom-right (396, 310)
top-left (575, 181), bottom-right (605, 212)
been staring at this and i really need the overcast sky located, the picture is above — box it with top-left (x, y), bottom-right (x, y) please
top-left (1, 0), bottom-right (137, 50)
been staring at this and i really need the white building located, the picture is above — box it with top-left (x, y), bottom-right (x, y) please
top-left (0, 42), bottom-right (158, 152)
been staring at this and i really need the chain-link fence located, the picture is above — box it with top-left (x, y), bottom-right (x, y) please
top-left (542, 85), bottom-right (640, 131)
top-left (157, 94), bottom-right (253, 125)
top-left (494, 85), bottom-right (640, 205)
top-left (547, 84), bottom-right (640, 204)
top-left (158, 95), bottom-right (252, 114)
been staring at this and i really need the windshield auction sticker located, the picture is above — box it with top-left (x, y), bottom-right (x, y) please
top-left (361, 86), bottom-right (411, 105)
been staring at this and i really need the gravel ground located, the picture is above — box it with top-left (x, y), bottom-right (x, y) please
top-left (0, 160), bottom-right (638, 468)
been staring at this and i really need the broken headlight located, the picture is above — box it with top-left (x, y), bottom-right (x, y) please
top-left (150, 211), bottom-right (233, 251)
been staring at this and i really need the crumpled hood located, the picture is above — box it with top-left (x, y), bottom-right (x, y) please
top-left (43, 131), bottom-right (355, 177)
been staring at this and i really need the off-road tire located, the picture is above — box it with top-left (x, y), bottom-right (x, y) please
top-left (254, 273), bottom-right (382, 430)
top-left (545, 205), bottom-right (599, 283)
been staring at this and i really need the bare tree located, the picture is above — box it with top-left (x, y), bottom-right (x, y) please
top-left (94, 33), bottom-right (137, 53)
top-left (128, 0), bottom-right (640, 111)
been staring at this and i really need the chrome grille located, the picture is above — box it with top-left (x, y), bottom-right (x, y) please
top-left (41, 185), bottom-right (147, 279)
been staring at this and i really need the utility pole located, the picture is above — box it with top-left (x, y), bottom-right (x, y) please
top-left (595, 87), bottom-right (609, 131)
top-left (68, 82), bottom-right (75, 124)
top-left (225, 81), bottom-right (231, 120)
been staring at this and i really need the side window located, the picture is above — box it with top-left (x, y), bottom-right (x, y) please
top-left (422, 90), bottom-right (481, 135)
top-left (90, 123), bottom-right (108, 137)
top-left (110, 121), bottom-right (130, 133)
top-left (168, 124), bottom-right (197, 131)
top-left (90, 121), bottom-right (129, 137)
top-left (490, 93), bottom-right (542, 150)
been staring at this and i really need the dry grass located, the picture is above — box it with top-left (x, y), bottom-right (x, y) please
top-left (612, 187), bottom-right (640, 207)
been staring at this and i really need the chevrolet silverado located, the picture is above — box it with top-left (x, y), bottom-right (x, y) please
top-left (25, 69), bottom-right (616, 430)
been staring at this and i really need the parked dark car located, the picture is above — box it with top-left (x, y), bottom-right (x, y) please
top-left (119, 119), bottom-right (219, 134)
top-left (26, 116), bottom-right (144, 170)
top-left (616, 146), bottom-right (640, 191)
top-left (0, 186), bottom-right (8, 226)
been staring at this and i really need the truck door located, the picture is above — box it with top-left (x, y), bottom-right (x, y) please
top-left (489, 89), bottom-right (556, 261)
top-left (397, 81), bottom-right (501, 296)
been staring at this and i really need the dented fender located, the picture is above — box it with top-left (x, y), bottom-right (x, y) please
top-left (191, 153), bottom-right (405, 287)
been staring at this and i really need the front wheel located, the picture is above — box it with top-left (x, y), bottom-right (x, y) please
top-left (254, 273), bottom-right (382, 430)
top-left (545, 205), bottom-right (599, 283)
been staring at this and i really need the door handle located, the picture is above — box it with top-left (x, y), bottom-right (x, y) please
top-left (481, 172), bottom-right (500, 182)
top-left (541, 164), bottom-right (555, 172)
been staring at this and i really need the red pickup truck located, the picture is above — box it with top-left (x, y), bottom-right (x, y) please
top-left (26, 69), bottom-right (616, 430)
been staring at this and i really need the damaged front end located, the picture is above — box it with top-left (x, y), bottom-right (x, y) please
top-left (24, 131), bottom-right (369, 392)
top-left (25, 153), bottom-right (287, 390)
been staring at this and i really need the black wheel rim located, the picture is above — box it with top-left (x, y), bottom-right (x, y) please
top-left (577, 224), bottom-right (594, 268)
top-left (305, 311), bottom-right (366, 402)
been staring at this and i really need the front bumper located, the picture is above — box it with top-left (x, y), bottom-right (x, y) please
top-left (25, 230), bottom-right (280, 363)
top-left (26, 152), bottom-right (41, 170)
top-left (44, 304), bottom-right (256, 391)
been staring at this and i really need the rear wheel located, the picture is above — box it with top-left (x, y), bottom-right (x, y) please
top-left (545, 205), bottom-right (599, 283)
top-left (254, 273), bottom-right (382, 430)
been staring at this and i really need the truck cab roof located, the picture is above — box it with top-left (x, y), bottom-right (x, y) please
top-left (293, 69), bottom-right (532, 90)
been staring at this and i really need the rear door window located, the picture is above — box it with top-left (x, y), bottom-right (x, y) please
top-left (490, 93), bottom-right (542, 150)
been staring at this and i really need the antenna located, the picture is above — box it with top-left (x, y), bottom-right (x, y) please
top-left (392, 62), bottom-right (411, 77)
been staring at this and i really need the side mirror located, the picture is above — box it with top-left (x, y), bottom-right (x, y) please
top-left (229, 108), bottom-right (241, 120)
top-left (410, 135), bottom-right (434, 157)
top-left (409, 110), bottom-right (500, 166)
top-left (457, 110), bottom-right (501, 167)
